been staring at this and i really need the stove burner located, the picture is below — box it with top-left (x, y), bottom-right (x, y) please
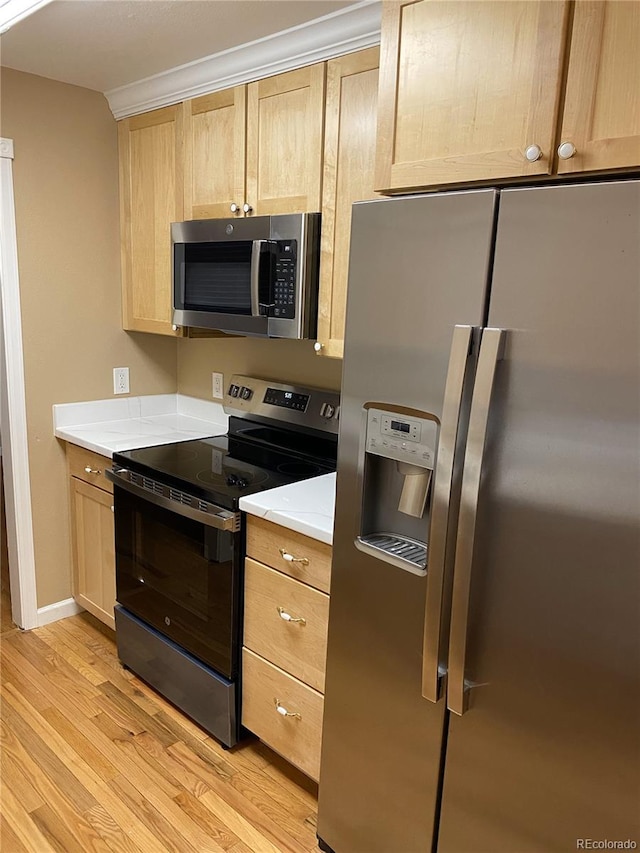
top-left (277, 461), bottom-right (323, 477)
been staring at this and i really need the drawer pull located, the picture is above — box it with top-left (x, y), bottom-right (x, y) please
top-left (277, 606), bottom-right (306, 625)
top-left (279, 548), bottom-right (309, 566)
top-left (84, 466), bottom-right (102, 475)
top-left (274, 699), bottom-right (301, 719)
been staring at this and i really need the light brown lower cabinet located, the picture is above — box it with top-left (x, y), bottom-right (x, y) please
top-left (66, 445), bottom-right (116, 630)
top-left (242, 517), bottom-right (332, 781)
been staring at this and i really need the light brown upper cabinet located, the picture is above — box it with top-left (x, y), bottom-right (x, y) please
top-left (184, 65), bottom-right (326, 220)
top-left (183, 87), bottom-right (246, 219)
top-left (375, 0), bottom-right (570, 191)
top-left (375, 0), bottom-right (640, 192)
top-left (557, 1), bottom-right (640, 174)
top-left (246, 65), bottom-right (325, 215)
top-left (316, 48), bottom-right (380, 359)
top-left (118, 105), bottom-right (184, 336)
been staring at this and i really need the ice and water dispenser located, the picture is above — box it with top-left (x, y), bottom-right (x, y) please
top-left (355, 404), bottom-right (439, 576)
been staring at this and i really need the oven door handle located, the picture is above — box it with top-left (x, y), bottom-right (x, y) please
top-left (106, 467), bottom-right (240, 532)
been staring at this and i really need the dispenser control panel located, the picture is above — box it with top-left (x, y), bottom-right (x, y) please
top-left (365, 407), bottom-right (438, 469)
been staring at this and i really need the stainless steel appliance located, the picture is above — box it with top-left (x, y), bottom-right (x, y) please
top-left (107, 375), bottom-right (339, 747)
top-left (318, 181), bottom-right (640, 851)
top-left (172, 213), bottom-right (320, 338)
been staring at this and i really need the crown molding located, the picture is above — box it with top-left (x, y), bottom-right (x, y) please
top-left (105, 0), bottom-right (381, 120)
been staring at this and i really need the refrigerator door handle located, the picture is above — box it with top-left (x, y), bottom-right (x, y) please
top-left (422, 324), bottom-right (477, 703)
top-left (447, 327), bottom-right (506, 716)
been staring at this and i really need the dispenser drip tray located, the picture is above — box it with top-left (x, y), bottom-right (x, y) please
top-left (357, 533), bottom-right (427, 573)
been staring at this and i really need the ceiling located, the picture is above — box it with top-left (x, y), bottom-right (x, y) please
top-left (0, 0), bottom-right (359, 93)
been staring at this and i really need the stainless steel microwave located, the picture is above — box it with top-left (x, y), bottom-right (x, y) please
top-left (172, 213), bottom-right (320, 338)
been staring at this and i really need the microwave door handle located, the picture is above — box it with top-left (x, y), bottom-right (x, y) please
top-left (250, 240), bottom-right (264, 316)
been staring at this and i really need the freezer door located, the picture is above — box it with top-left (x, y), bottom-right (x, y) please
top-left (317, 189), bottom-right (497, 853)
top-left (439, 180), bottom-right (640, 851)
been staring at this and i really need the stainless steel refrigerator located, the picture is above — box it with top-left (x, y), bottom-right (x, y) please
top-left (317, 180), bottom-right (640, 852)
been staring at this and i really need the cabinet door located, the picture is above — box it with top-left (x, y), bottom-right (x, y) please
top-left (557, 1), bottom-right (640, 174)
top-left (118, 105), bottom-right (184, 335)
top-left (317, 48), bottom-right (380, 360)
top-left (70, 478), bottom-right (116, 630)
top-left (375, 0), bottom-right (569, 191)
top-left (246, 65), bottom-right (325, 215)
top-left (184, 87), bottom-right (247, 219)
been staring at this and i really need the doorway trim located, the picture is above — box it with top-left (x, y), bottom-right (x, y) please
top-left (0, 136), bottom-right (38, 630)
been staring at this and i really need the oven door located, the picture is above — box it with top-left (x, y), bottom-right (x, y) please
top-left (112, 485), bottom-right (242, 679)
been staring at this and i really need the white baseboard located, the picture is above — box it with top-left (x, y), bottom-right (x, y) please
top-left (37, 597), bottom-right (83, 627)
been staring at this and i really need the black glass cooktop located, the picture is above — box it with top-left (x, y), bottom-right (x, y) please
top-left (113, 417), bottom-right (337, 510)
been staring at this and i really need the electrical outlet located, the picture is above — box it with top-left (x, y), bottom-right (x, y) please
top-left (113, 367), bottom-right (130, 395)
top-left (212, 372), bottom-right (224, 400)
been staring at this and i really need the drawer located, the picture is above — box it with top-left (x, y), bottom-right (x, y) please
top-left (66, 443), bottom-right (113, 494)
top-left (244, 558), bottom-right (329, 692)
top-left (242, 648), bottom-right (323, 781)
top-left (246, 516), bottom-right (332, 593)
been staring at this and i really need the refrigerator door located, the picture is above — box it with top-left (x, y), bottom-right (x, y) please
top-left (317, 190), bottom-right (497, 853)
top-left (439, 180), bottom-right (640, 851)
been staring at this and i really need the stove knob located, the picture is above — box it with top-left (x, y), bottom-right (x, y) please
top-left (241, 386), bottom-right (253, 400)
top-left (237, 478), bottom-right (249, 488)
top-left (226, 474), bottom-right (238, 486)
top-left (229, 384), bottom-right (240, 397)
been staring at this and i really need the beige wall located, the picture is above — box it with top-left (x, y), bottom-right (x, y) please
top-left (1, 68), bottom-right (177, 608)
top-left (177, 337), bottom-right (342, 397)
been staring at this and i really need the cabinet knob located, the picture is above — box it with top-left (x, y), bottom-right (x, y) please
top-left (314, 341), bottom-right (323, 353)
top-left (242, 203), bottom-right (253, 214)
top-left (557, 141), bottom-right (577, 160)
top-left (172, 324), bottom-right (180, 332)
top-left (84, 466), bottom-right (101, 475)
top-left (274, 699), bottom-right (301, 719)
top-left (524, 144), bottom-right (543, 162)
top-left (230, 202), bottom-right (240, 214)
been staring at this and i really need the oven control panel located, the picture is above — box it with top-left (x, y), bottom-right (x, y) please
top-left (224, 375), bottom-right (340, 434)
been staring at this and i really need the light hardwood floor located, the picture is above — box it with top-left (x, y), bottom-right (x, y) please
top-left (0, 612), bottom-right (321, 852)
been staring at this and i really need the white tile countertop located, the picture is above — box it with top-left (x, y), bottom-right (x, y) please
top-left (239, 472), bottom-right (337, 545)
top-left (53, 394), bottom-right (229, 458)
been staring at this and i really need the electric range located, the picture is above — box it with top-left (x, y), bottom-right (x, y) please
top-left (106, 375), bottom-right (339, 747)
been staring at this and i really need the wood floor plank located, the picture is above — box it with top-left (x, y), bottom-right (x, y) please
top-left (41, 705), bottom-right (120, 783)
top-left (173, 789), bottom-right (251, 852)
top-left (230, 739), bottom-right (319, 816)
top-left (37, 624), bottom-right (108, 687)
top-left (30, 802), bottom-right (111, 853)
top-left (97, 680), bottom-right (179, 747)
top-left (1, 749), bottom-right (46, 813)
top-left (1, 688), bottom-right (99, 814)
top-left (0, 650), bottom-right (52, 711)
top-left (135, 729), bottom-right (210, 797)
top-left (83, 803), bottom-right (141, 853)
top-left (156, 711), bottom-right (237, 779)
top-left (109, 773), bottom-right (220, 853)
top-left (1, 813), bottom-right (30, 853)
top-left (0, 785), bottom-right (57, 853)
top-left (91, 711), bottom-right (183, 800)
top-left (2, 635), bottom-right (103, 719)
top-left (170, 741), bottom-right (312, 853)
top-left (198, 789), bottom-right (287, 853)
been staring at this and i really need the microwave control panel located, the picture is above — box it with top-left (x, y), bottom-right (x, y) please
top-left (272, 241), bottom-right (297, 319)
